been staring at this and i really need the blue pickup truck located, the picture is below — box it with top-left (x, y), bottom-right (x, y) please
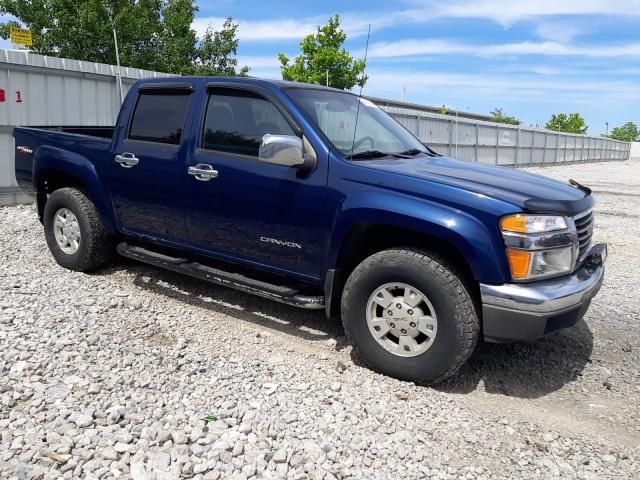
top-left (13, 77), bottom-right (606, 383)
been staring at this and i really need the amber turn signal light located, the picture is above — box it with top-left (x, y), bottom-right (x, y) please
top-left (500, 215), bottom-right (527, 233)
top-left (506, 249), bottom-right (532, 279)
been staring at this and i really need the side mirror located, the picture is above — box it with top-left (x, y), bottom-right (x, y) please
top-left (259, 134), bottom-right (305, 167)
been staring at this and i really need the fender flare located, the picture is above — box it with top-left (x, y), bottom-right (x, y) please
top-left (327, 191), bottom-right (509, 284)
top-left (34, 146), bottom-right (117, 233)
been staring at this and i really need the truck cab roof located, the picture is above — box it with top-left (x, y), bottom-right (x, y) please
top-left (135, 75), bottom-right (354, 94)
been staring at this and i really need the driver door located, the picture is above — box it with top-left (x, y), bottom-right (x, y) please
top-left (184, 86), bottom-right (328, 280)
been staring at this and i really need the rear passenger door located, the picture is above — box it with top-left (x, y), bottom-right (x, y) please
top-left (110, 84), bottom-right (194, 242)
top-left (184, 86), bottom-right (328, 280)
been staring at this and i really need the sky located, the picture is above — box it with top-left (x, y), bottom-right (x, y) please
top-left (3, 0), bottom-right (640, 134)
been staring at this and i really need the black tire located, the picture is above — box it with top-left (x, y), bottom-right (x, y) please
top-left (341, 248), bottom-right (479, 384)
top-left (43, 188), bottom-right (115, 272)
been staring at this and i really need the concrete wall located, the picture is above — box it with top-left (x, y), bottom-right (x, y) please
top-left (630, 142), bottom-right (640, 161)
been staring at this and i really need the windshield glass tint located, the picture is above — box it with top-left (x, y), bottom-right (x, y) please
top-left (285, 88), bottom-right (425, 157)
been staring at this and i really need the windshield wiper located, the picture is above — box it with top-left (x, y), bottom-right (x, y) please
top-left (346, 150), bottom-right (407, 160)
top-left (397, 148), bottom-right (427, 156)
top-left (398, 147), bottom-right (441, 157)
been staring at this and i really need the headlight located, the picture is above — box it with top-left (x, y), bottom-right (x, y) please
top-left (500, 214), bottom-right (576, 281)
top-left (505, 246), bottom-right (574, 280)
top-left (500, 214), bottom-right (567, 233)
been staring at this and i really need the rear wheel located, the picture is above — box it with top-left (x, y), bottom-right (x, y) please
top-left (341, 248), bottom-right (479, 384)
top-left (43, 188), bottom-right (115, 271)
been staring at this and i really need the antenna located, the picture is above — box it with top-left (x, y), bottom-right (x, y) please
top-left (350, 24), bottom-right (371, 157)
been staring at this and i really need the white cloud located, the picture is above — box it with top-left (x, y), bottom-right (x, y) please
top-left (535, 21), bottom-right (586, 43)
top-left (364, 39), bottom-right (640, 59)
top-left (192, 1), bottom-right (640, 44)
top-left (193, 10), bottom-right (421, 42)
top-left (193, 17), bottom-right (319, 41)
top-left (192, 13), bottom-right (400, 42)
top-left (363, 69), bottom-right (640, 104)
top-left (423, 0), bottom-right (640, 26)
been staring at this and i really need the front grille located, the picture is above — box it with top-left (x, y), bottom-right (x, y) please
top-left (574, 209), bottom-right (593, 263)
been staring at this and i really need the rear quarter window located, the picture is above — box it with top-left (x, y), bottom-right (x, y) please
top-left (129, 91), bottom-right (191, 145)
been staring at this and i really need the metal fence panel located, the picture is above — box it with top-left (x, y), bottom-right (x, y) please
top-left (380, 103), bottom-right (631, 167)
top-left (0, 49), bottom-right (173, 202)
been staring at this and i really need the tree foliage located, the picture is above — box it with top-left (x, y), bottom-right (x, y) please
top-left (278, 15), bottom-right (367, 90)
top-left (545, 113), bottom-right (588, 134)
top-left (0, 1), bottom-right (248, 76)
top-left (607, 121), bottom-right (639, 142)
top-left (490, 108), bottom-right (520, 125)
top-left (193, 18), bottom-right (249, 76)
top-left (161, 0), bottom-right (199, 75)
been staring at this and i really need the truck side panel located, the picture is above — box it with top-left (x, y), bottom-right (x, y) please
top-left (325, 152), bottom-right (516, 284)
top-left (326, 190), bottom-right (510, 284)
top-left (14, 127), bottom-right (117, 233)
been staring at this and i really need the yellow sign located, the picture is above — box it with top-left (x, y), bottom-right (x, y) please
top-left (10, 27), bottom-right (32, 47)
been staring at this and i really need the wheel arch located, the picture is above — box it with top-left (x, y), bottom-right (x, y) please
top-left (34, 147), bottom-right (116, 233)
top-left (326, 221), bottom-right (483, 318)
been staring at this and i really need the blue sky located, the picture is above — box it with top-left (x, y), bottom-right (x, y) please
top-left (3, 0), bottom-right (640, 134)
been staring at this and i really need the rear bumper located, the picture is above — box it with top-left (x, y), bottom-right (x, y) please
top-left (480, 243), bottom-right (607, 342)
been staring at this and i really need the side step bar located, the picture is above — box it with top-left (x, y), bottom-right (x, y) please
top-left (116, 243), bottom-right (325, 310)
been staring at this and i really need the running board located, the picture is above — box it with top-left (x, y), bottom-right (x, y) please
top-left (116, 243), bottom-right (325, 310)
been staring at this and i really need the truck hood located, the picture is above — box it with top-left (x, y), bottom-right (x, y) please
top-left (359, 155), bottom-right (592, 215)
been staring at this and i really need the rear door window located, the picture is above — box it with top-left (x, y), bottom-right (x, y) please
top-left (129, 91), bottom-right (191, 145)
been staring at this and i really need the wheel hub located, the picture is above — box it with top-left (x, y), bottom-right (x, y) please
top-left (366, 282), bottom-right (438, 358)
top-left (53, 208), bottom-right (81, 255)
top-left (383, 300), bottom-right (422, 337)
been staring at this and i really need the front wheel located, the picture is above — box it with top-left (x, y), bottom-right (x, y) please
top-left (43, 188), bottom-right (115, 272)
top-left (341, 248), bottom-right (479, 384)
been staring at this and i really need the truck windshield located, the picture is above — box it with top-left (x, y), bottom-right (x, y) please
top-left (285, 88), bottom-right (427, 159)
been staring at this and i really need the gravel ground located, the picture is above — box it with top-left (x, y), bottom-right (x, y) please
top-left (1, 160), bottom-right (639, 480)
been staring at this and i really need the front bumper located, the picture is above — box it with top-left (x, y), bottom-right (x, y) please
top-left (480, 243), bottom-right (607, 342)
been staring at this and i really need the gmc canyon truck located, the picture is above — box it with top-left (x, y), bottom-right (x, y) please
top-left (13, 77), bottom-right (606, 384)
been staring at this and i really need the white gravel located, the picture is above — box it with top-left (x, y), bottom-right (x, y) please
top-left (1, 160), bottom-right (639, 480)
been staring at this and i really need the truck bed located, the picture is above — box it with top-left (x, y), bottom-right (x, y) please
top-left (13, 126), bottom-right (115, 195)
top-left (24, 125), bottom-right (115, 139)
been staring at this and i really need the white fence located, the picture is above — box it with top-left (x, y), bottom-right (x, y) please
top-left (0, 49), bottom-right (173, 205)
top-left (379, 103), bottom-right (631, 166)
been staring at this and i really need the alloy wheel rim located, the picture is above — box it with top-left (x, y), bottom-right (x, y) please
top-left (366, 282), bottom-right (438, 357)
top-left (53, 208), bottom-right (81, 254)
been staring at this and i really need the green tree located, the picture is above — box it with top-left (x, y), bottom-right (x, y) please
top-left (278, 15), bottom-right (367, 90)
top-left (0, 2), bottom-right (248, 75)
top-left (438, 105), bottom-right (449, 115)
top-left (607, 122), bottom-right (639, 142)
top-left (2, 1), bottom-right (162, 70)
top-left (545, 113), bottom-right (588, 134)
top-left (193, 17), bottom-right (249, 76)
top-left (161, 0), bottom-right (198, 75)
top-left (490, 108), bottom-right (520, 125)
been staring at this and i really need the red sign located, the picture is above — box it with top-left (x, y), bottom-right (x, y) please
top-left (0, 89), bottom-right (5, 102)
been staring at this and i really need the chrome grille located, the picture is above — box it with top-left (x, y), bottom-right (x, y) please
top-left (574, 209), bottom-right (593, 262)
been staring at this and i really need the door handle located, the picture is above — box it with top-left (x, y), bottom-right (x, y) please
top-left (188, 163), bottom-right (219, 181)
top-left (115, 152), bottom-right (139, 168)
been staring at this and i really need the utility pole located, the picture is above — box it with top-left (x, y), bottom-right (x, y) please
top-left (326, 69), bottom-right (329, 87)
top-left (605, 121), bottom-right (609, 136)
top-left (113, 27), bottom-right (124, 104)
top-left (401, 86), bottom-right (406, 102)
